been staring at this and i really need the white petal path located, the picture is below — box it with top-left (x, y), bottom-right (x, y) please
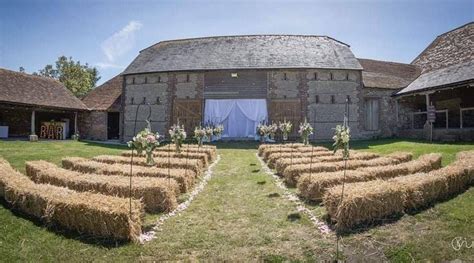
top-left (256, 153), bottom-right (332, 235)
top-left (139, 155), bottom-right (221, 243)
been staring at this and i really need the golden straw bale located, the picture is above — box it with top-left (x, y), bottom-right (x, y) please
top-left (267, 150), bottom-right (332, 168)
top-left (0, 158), bottom-right (143, 242)
top-left (456, 150), bottom-right (474, 161)
top-left (121, 150), bottom-right (209, 167)
top-left (92, 155), bottom-right (202, 177)
top-left (323, 180), bottom-right (405, 231)
top-left (62, 157), bottom-right (195, 193)
top-left (283, 152), bottom-right (413, 186)
top-left (275, 151), bottom-right (379, 174)
top-left (298, 154), bottom-right (442, 201)
top-left (156, 145), bottom-right (216, 161)
top-left (25, 161), bottom-right (179, 213)
top-left (257, 143), bottom-right (306, 156)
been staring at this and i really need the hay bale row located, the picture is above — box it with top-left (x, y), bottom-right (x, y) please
top-left (0, 158), bottom-right (143, 242)
top-left (121, 150), bottom-right (209, 167)
top-left (92, 155), bottom-right (202, 177)
top-left (298, 153), bottom-right (442, 201)
top-left (266, 150), bottom-right (333, 168)
top-left (323, 152), bottom-right (473, 231)
top-left (275, 151), bottom-right (380, 174)
top-left (283, 152), bottom-right (412, 186)
top-left (25, 161), bottom-right (178, 213)
top-left (257, 143), bottom-right (306, 156)
top-left (62, 157), bottom-right (195, 193)
top-left (261, 146), bottom-right (327, 162)
top-left (156, 145), bottom-right (216, 162)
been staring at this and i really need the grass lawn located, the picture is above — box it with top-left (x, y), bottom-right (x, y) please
top-left (0, 139), bottom-right (473, 261)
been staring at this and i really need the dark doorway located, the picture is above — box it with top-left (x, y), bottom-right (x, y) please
top-left (107, 112), bottom-right (120, 140)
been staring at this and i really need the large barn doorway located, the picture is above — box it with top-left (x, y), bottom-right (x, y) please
top-left (107, 112), bottom-right (120, 140)
top-left (204, 99), bottom-right (267, 138)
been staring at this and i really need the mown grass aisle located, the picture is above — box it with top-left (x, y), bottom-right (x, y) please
top-left (140, 143), bottom-right (334, 261)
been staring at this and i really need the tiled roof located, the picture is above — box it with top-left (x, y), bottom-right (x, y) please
top-left (358, 58), bottom-right (421, 89)
top-left (0, 68), bottom-right (87, 110)
top-left (123, 35), bottom-right (363, 74)
top-left (396, 60), bottom-right (474, 95)
top-left (412, 22), bottom-right (473, 73)
top-left (82, 75), bottom-right (123, 111)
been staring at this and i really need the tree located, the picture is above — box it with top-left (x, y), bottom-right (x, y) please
top-left (36, 56), bottom-right (100, 98)
top-left (19, 67), bottom-right (25, 73)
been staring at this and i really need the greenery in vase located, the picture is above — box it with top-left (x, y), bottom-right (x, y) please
top-left (332, 124), bottom-right (351, 159)
top-left (204, 126), bottom-right (214, 142)
top-left (278, 120), bottom-right (292, 140)
top-left (212, 124), bottom-right (224, 138)
top-left (169, 123), bottom-right (187, 153)
top-left (298, 119), bottom-right (313, 145)
top-left (194, 126), bottom-right (206, 146)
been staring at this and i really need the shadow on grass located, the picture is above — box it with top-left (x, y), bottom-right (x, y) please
top-left (0, 199), bottom-right (132, 248)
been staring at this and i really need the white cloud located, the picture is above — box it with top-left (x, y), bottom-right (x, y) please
top-left (95, 62), bottom-right (124, 70)
top-left (100, 20), bottom-right (143, 63)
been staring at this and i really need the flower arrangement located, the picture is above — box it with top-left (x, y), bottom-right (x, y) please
top-left (194, 126), bottom-right (206, 146)
top-left (278, 120), bottom-right (293, 141)
top-left (332, 125), bottom-right (351, 159)
top-left (298, 119), bottom-right (313, 145)
top-left (127, 121), bottom-right (161, 165)
top-left (169, 123), bottom-right (187, 153)
top-left (204, 126), bottom-right (214, 142)
top-left (256, 123), bottom-right (268, 142)
top-left (213, 124), bottom-right (224, 139)
top-left (268, 123), bottom-right (278, 139)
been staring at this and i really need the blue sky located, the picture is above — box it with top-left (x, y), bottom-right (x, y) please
top-left (1, 0), bottom-right (473, 85)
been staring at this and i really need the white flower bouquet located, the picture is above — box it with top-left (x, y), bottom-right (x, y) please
top-left (205, 126), bottom-right (214, 142)
top-left (278, 120), bottom-right (293, 141)
top-left (128, 121), bottom-right (161, 165)
top-left (213, 124), bottom-right (224, 139)
top-left (332, 125), bottom-right (351, 159)
top-left (298, 119), bottom-right (313, 145)
top-left (169, 123), bottom-right (187, 153)
top-left (194, 126), bottom-right (206, 146)
top-left (268, 123), bottom-right (278, 139)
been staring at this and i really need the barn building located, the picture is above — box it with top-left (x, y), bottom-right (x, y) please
top-left (119, 35), bottom-right (403, 141)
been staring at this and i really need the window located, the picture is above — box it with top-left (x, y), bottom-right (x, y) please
top-left (283, 73), bottom-right (287, 80)
top-left (156, 97), bottom-right (160, 105)
top-left (346, 73), bottom-right (350, 80)
top-left (331, 95), bottom-right (336, 104)
top-left (365, 98), bottom-right (380, 130)
top-left (144, 77), bottom-right (148, 84)
top-left (158, 76), bottom-right (161, 83)
top-left (315, 95), bottom-right (319, 103)
top-left (130, 97), bottom-right (134, 105)
top-left (186, 74), bottom-right (190, 82)
top-left (329, 72), bottom-right (333, 80)
top-left (132, 77), bottom-right (136, 84)
top-left (314, 72), bottom-right (318, 80)
top-left (346, 95), bottom-right (351, 104)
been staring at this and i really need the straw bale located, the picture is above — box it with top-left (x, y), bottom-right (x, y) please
top-left (62, 157), bottom-right (195, 193)
top-left (0, 158), bottom-right (143, 242)
top-left (122, 150), bottom-right (209, 167)
top-left (298, 153), bottom-right (442, 201)
top-left (156, 145), bottom-right (216, 161)
top-left (283, 152), bottom-right (413, 186)
top-left (275, 151), bottom-right (379, 174)
top-left (257, 143), bottom-right (306, 156)
top-left (92, 155), bottom-right (202, 176)
top-left (267, 150), bottom-right (333, 168)
top-left (323, 180), bottom-right (405, 231)
top-left (25, 161), bottom-right (178, 212)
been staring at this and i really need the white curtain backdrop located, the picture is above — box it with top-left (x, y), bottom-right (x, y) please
top-left (204, 99), bottom-right (268, 138)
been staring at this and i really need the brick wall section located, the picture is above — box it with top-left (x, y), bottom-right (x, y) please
top-left (122, 68), bottom-right (389, 141)
top-left (78, 111), bottom-right (107, 140)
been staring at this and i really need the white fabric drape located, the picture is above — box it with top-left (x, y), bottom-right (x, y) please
top-left (204, 99), bottom-right (268, 138)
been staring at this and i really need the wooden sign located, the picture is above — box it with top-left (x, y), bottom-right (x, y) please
top-left (40, 122), bottom-right (66, 140)
top-left (427, 105), bottom-right (436, 123)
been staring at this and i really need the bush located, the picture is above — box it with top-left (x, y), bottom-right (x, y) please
top-left (26, 160), bottom-right (179, 213)
top-left (62, 157), bottom-right (195, 193)
top-left (0, 158), bottom-right (143, 242)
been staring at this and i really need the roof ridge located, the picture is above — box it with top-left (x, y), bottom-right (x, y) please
top-left (140, 34), bottom-right (350, 53)
top-left (0, 67), bottom-right (64, 85)
top-left (357, 58), bottom-right (418, 67)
